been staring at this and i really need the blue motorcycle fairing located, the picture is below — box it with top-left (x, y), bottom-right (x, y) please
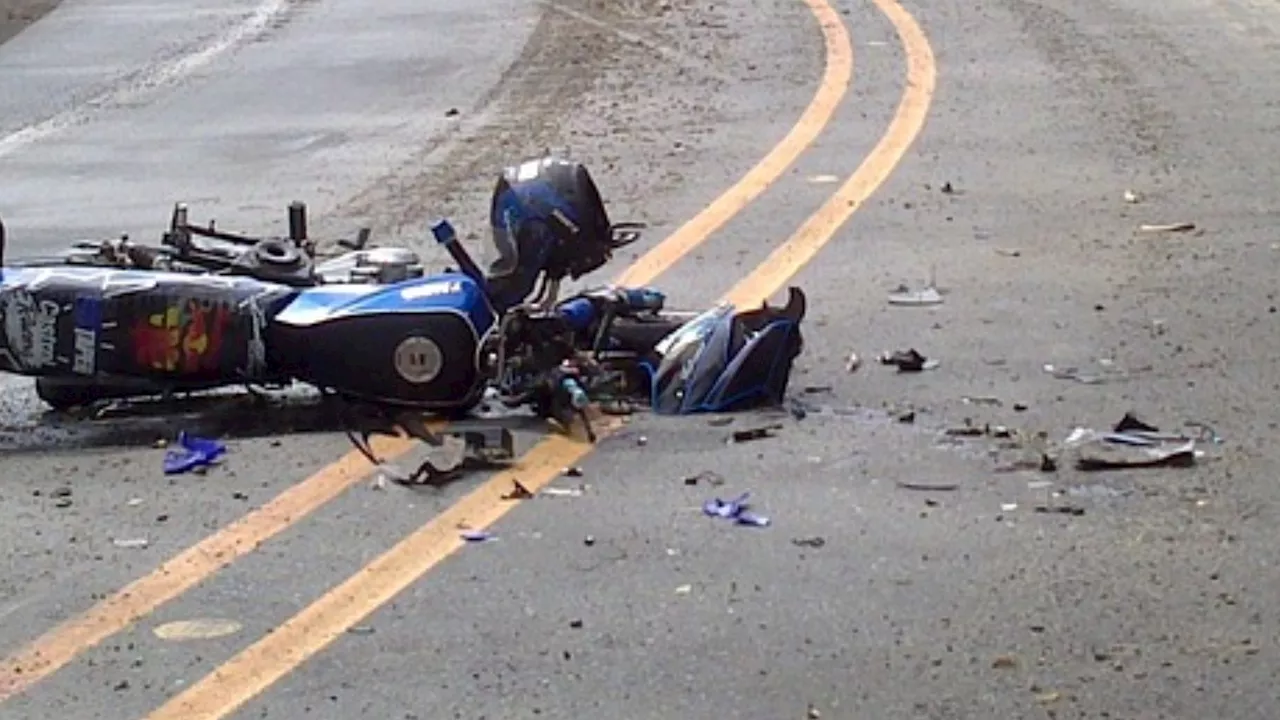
top-left (643, 287), bottom-right (806, 415)
top-left (273, 271), bottom-right (496, 336)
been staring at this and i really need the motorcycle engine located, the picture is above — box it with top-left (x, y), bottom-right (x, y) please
top-left (479, 307), bottom-right (579, 407)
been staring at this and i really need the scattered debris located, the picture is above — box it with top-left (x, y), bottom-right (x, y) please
top-left (809, 174), bottom-right (839, 184)
top-left (683, 470), bottom-right (726, 486)
top-left (887, 284), bottom-right (943, 306)
top-left (1113, 411), bottom-right (1157, 433)
top-left (347, 625), bottom-right (376, 635)
top-left (962, 395), bottom-right (1002, 406)
top-left (1035, 690), bottom-right (1063, 705)
top-left (895, 480), bottom-right (959, 492)
top-left (992, 654), bottom-right (1018, 669)
top-left (563, 466), bottom-right (584, 477)
top-left (941, 181), bottom-right (955, 194)
top-left (674, 584), bottom-right (693, 594)
top-left (502, 480), bottom-right (535, 500)
top-left (703, 492), bottom-right (771, 527)
top-left (730, 424), bottom-right (782, 444)
top-left (1123, 189), bottom-right (1141, 203)
top-left (163, 432), bottom-right (226, 475)
top-left (880, 348), bottom-right (939, 372)
top-left (540, 487), bottom-right (584, 498)
top-left (808, 704), bottom-right (822, 719)
top-left (583, 535), bottom-right (595, 546)
top-left (1000, 502), bottom-right (1018, 512)
top-left (1139, 221), bottom-right (1195, 233)
top-left (845, 351), bottom-right (862, 373)
top-left (1064, 414), bottom-right (1203, 471)
top-left (153, 618), bottom-right (243, 641)
top-left (791, 536), bottom-right (826, 548)
top-left (112, 537), bottom-right (149, 549)
top-left (460, 529), bottom-right (497, 543)
top-left (637, 435), bottom-right (649, 447)
top-left (995, 247), bottom-right (1022, 257)
top-left (1035, 504), bottom-right (1085, 516)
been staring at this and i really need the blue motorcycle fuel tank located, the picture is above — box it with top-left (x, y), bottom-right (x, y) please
top-left (269, 272), bottom-right (496, 408)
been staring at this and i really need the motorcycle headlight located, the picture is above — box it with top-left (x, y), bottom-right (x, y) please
top-left (392, 336), bottom-right (444, 384)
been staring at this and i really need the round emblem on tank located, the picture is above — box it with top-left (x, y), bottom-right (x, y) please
top-left (393, 336), bottom-right (443, 384)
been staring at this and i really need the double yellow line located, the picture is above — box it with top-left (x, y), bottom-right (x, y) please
top-left (0, 0), bottom-right (936, 716)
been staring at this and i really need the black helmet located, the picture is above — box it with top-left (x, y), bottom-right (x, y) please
top-left (487, 156), bottom-right (616, 285)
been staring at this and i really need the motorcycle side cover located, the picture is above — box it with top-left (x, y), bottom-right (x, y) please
top-left (648, 287), bottom-right (806, 415)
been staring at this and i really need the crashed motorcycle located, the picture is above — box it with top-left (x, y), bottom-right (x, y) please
top-left (0, 156), bottom-right (806, 440)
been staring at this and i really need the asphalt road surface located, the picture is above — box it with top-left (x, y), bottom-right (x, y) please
top-left (3, 0), bottom-right (1280, 717)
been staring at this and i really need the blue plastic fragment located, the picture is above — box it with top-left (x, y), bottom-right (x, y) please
top-left (702, 492), bottom-right (771, 527)
top-left (163, 432), bottom-right (228, 475)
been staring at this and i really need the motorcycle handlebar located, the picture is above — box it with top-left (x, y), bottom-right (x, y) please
top-left (431, 219), bottom-right (489, 296)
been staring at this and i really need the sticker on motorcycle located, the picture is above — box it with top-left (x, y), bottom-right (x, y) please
top-left (72, 297), bottom-right (103, 375)
top-left (393, 336), bottom-right (443, 384)
top-left (400, 280), bottom-right (464, 301)
top-left (0, 289), bottom-right (62, 371)
top-left (129, 299), bottom-right (231, 373)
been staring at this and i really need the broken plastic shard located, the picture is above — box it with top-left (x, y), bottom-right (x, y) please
top-left (887, 285), bottom-right (943, 306)
top-left (162, 432), bottom-right (227, 475)
top-left (702, 492), bottom-right (771, 527)
top-left (460, 530), bottom-right (496, 542)
top-left (880, 348), bottom-right (939, 372)
top-left (1139, 221), bottom-right (1195, 233)
top-left (730, 424), bottom-right (782, 444)
top-left (1076, 439), bottom-right (1197, 470)
top-left (540, 487), bottom-right (583, 498)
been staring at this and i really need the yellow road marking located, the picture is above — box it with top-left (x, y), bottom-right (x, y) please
top-left (0, 432), bottom-right (416, 701)
top-left (0, 0), bottom-right (854, 704)
top-left (721, 0), bottom-right (936, 309)
top-left (143, 1), bottom-right (934, 717)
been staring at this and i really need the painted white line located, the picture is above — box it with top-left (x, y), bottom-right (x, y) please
top-left (0, 0), bottom-right (292, 161)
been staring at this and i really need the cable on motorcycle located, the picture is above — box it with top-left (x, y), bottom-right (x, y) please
top-left (324, 388), bottom-right (461, 487)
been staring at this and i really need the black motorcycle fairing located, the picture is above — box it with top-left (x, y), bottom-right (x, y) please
top-left (269, 309), bottom-right (484, 410)
top-left (646, 287), bottom-right (806, 415)
top-left (0, 269), bottom-right (297, 383)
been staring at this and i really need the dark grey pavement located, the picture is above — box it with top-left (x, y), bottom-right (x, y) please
top-left (5, 0), bottom-right (1280, 717)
